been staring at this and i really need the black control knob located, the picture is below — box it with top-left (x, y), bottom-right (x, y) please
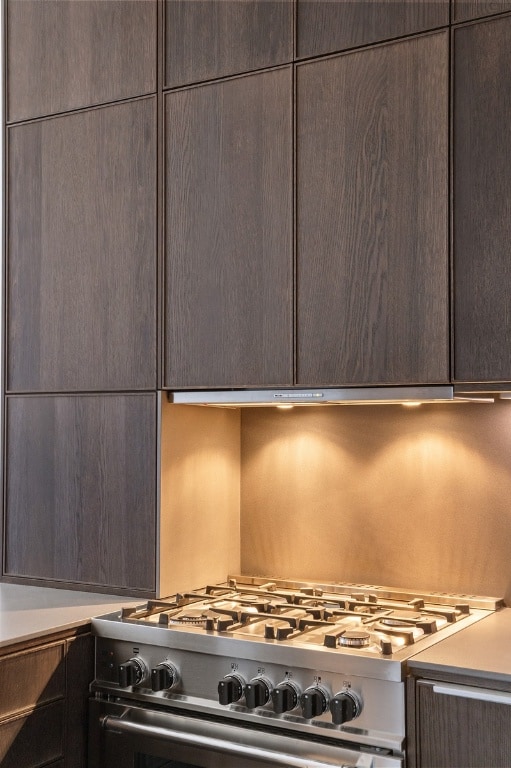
top-left (300, 686), bottom-right (328, 719)
top-left (245, 677), bottom-right (271, 709)
top-left (118, 658), bottom-right (146, 688)
top-left (151, 662), bottom-right (178, 692)
top-left (218, 674), bottom-right (245, 705)
top-left (271, 681), bottom-right (299, 714)
top-left (330, 690), bottom-right (362, 725)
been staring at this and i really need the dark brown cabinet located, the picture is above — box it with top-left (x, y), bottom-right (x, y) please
top-left (4, 394), bottom-right (157, 593)
top-left (413, 678), bottom-right (511, 767)
top-left (7, 97), bottom-right (157, 393)
top-left (296, 32), bottom-right (450, 386)
top-left (0, 632), bottom-right (93, 768)
top-left (296, 0), bottom-right (449, 59)
top-left (6, 0), bottom-right (157, 122)
top-left (453, 15), bottom-right (511, 382)
top-left (164, 68), bottom-right (293, 389)
top-left (164, 0), bottom-right (293, 88)
top-left (453, 0), bottom-right (511, 22)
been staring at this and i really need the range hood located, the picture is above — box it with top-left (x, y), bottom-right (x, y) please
top-left (170, 385), bottom-right (455, 407)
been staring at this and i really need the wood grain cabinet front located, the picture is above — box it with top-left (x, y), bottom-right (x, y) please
top-left (296, 32), bottom-right (450, 387)
top-left (296, 0), bottom-right (449, 59)
top-left (453, 15), bottom-right (511, 383)
top-left (453, 0), bottom-right (511, 22)
top-left (4, 394), bottom-right (157, 593)
top-left (6, 97), bottom-right (157, 393)
top-left (413, 678), bottom-right (511, 767)
top-left (6, 0), bottom-right (157, 122)
top-left (164, 68), bottom-right (293, 389)
top-left (164, 0), bottom-right (293, 88)
top-left (0, 633), bottom-right (93, 768)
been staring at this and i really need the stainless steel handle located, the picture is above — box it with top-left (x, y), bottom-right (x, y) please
top-left (100, 714), bottom-right (373, 768)
top-left (432, 682), bottom-right (511, 706)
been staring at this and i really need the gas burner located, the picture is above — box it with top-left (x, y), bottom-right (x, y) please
top-left (379, 612), bottom-right (423, 627)
top-left (338, 630), bottom-right (371, 648)
top-left (166, 609), bottom-right (218, 625)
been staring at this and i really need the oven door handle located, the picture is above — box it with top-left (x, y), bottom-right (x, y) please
top-left (100, 714), bottom-right (374, 768)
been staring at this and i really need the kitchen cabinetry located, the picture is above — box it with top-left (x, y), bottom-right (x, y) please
top-left (453, 15), bottom-right (511, 382)
top-left (164, 68), bottom-right (293, 389)
top-left (296, 0), bottom-right (449, 59)
top-left (453, 1), bottom-right (511, 22)
top-left (296, 32), bottom-right (449, 386)
top-left (4, 394), bottom-right (157, 593)
top-left (164, 0), bottom-right (293, 88)
top-left (411, 676), bottom-right (511, 767)
top-left (6, 0), bottom-right (156, 122)
top-left (6, 97), bottom-right (157, 393)
top-left (0, 630), bottom-right (93, 768)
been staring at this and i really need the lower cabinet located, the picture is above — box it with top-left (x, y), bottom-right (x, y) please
top-left (410, 675), bottom-right (511, 767)
top-left (0, 631), bottom-right (94, 768)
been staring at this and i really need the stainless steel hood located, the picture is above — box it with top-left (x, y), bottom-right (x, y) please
top-left (170, 385), bottom-right (455, 407)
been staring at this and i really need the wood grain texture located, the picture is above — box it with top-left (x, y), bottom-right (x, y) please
top-left (0, 643), bottom-right (64, 719)
top-left (0, 701), bottom-right (64, 768)
top-left (453, 0), bottom-right (511, 22)
top-left (454, 16), bottom-right (511, 382)
top-left (416, 680), bottom-right (511, 767)
top-left (4, 394), bottom-right (157, 592)
top-left (164, 0), bottom-right (293, 88)
top-left (164, 69), bottom-right (293, 388)
top-left (7, 98), bottom-right (157, 393)
top-left (296, 33), bottom-right (449, 386)
top-left (297, 0), bottom-right (449, 59)
top-left (65, 635), bottom-right (94, 768)
top-left (6, 0), bottom-right (157, 122)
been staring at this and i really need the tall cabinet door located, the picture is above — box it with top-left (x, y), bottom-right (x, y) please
top-left (7, 98), bottom-right (157, 393)
top-left (4, 394), bottom-right (157, 593)
top-left (296, 0), bottom-right (449, 59)
top-left (453, 15), bottom-right (511, 382)
top-left (296, 32), bottom-right (449, 387)
top-left (164, 68), bottom-right (293, 389)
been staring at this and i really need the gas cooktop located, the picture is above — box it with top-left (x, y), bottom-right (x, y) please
top-left (91, 576), bottom-right (503, 761)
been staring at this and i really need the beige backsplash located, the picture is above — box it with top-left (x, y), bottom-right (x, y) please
top-left (240, 401), bottom-right (511, 604)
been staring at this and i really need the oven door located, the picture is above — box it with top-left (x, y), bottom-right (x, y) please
top-left (89, 699), bottom-right (402, 768)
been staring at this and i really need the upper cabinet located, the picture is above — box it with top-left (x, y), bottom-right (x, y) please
top-left (453, 15), bottom-right (511, 382)
top-left (7, 97), bottom-right (157, 393)
top-left (6, 0), bottom-right (157, 122)
top-left (4, 393), bottom-right (157, 593)
top-left (296, 33), bottom-right (450, 386)
top-left (296, 0), bottom-right (449, 59)
top-left (164, 0), bottom-right (293, 88)
top-left (164, 68), bottom-right (293, 389)
top-left (453, 1), bottom-right (511, 22)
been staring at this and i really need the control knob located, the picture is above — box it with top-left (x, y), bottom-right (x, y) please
top-left (151, 661), bottom-right (179, 692)
top-left (330, 689), bottom-right (362, 725)
top-left (271, 680), bottom-right (301, 714)
top-left (300, 685), bottom-right (329, 719)
top-left (218, 673), bottom-right (245, 705)
top-left (245, 677), bottom-right (272, 709)
top-left (118, 657), bottom-right (148, 688)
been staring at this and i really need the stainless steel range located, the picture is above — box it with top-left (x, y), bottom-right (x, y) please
top-left (88, 576), bottom-right (503, 768)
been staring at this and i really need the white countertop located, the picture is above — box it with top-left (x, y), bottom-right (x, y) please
top-left (0, 583), bottom-right (140, 649)
top-left (408, 607), bottom-right (511, 684)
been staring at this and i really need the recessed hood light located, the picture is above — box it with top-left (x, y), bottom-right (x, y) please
top-left (169, 385), bottom-right (455, 407)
